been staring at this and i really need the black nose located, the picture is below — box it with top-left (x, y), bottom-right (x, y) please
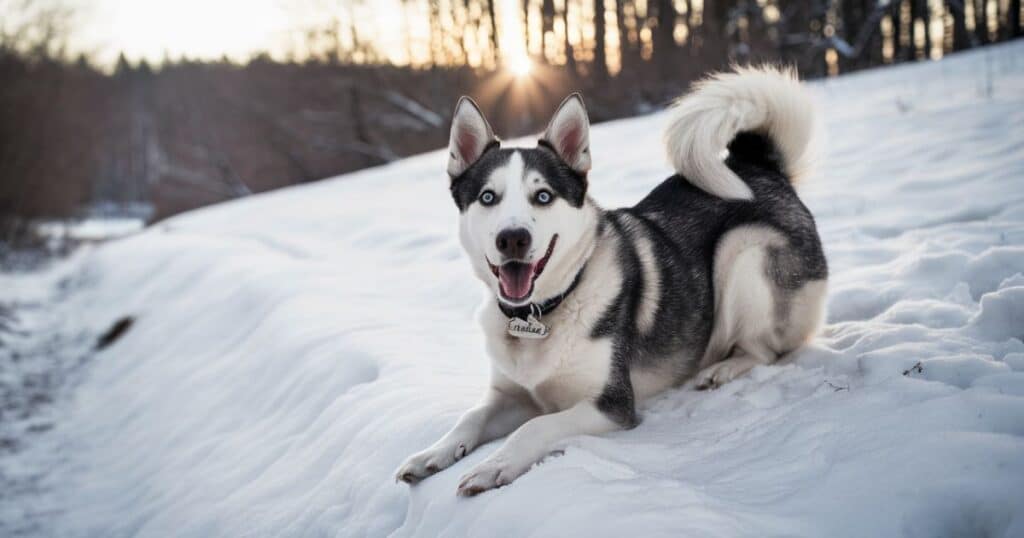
top-left (496, 228), bottom-right (532, 259)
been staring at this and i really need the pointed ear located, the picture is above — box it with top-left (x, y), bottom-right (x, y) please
top-left (447, 96), bottom-right (496, 178)
top-left (542, 93), bottom-right (591, 173)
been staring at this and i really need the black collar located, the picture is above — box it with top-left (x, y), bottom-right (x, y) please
top-left (498, 267), bottom-right (585, 321)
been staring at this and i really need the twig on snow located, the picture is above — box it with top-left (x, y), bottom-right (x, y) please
top-left (824, 380), bottom-right (849, 392)
top-left (902, 362), bottom-right (924, 376)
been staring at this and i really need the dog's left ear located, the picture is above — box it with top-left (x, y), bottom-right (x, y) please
top-left (542, 93), bottom-right (591, 174)
top-left (448, 96), bottom-right (496, 178)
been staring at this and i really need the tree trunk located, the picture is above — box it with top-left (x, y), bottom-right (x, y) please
top-left (704, 0), bottom-right (732, 60)
top-left (541, 0), bottom-right (556, 64)
top-left (890, 2), bottom-right (903, 60)
top-left (915, 0), bottom-right (930, 59)
top-left (616, 0), bottom-right (641, 74)
top-left (1009, 0), bottom-right (1021, 36)
top-left (906, 0), bottom-right (919, 59)
top-left (429, 0), bottom-right (443, 66)
top-left (949, 0), bottom-right (973, 50)
top-left (487, 0), bottom-right (501, 62)
top-left (564, 1), bottom-right (578, 75)
top-left (524, 0), bottom-right (531, 54)
top-left (974, 0), bottom-right (989, 44)
top-left (841, 0), bottom-right (865, 69)
top-left (652, 0), bottom-right (676, 77)
top-left (593, 0), bottom-right (609, 79)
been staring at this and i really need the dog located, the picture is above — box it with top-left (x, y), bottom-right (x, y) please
top-left (396, 66), bottom-right (828, 496)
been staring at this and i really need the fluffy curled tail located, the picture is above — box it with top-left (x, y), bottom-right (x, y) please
top-left (663, 65), bottom-right (816, 200)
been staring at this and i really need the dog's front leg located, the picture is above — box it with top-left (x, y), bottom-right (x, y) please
top-left (456, 402), bottom-right (621, 496)
top-left (396, 385), bottom-right (539, 484)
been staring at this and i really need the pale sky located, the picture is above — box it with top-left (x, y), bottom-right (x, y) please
top-left (67, 0), bottom-right (415, 67)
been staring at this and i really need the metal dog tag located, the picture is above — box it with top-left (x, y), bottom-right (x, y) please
top-left (507, 314), bottom-right (549, 339)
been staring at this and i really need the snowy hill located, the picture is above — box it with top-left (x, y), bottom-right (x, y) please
top-left (10, 42), bottom-right (1024, 537)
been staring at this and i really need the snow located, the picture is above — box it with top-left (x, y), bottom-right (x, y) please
top-left (34, 217), bottom-right (145, 242)
top-left (8, 42), bottom-right (1024, 536)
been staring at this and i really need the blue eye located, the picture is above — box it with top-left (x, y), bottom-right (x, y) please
top-left (535, 190), bottom-right (553, 205)
top-left (479, 190), bottom-right (497, 206)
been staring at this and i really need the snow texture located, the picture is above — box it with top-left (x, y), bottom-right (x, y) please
top-left (8, 42), bottom-right (1024, 537)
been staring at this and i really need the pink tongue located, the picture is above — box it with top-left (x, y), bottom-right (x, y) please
top-left (499, 262), bottom-right (534, 300)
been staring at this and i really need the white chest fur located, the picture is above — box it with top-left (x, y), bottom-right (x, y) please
top-left (477, 236), bottom-right (624, 413)
top-left (483, 300), bottom-right (614, 413)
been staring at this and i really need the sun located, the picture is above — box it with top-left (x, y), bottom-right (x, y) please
top-left (510, 55), bottom-right (533, 77)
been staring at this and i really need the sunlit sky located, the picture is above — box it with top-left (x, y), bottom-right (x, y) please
top-left (65, 0), bottom-right (528, 69)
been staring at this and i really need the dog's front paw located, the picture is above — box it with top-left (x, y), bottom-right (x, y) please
top-left (456, 455), bottom-right (531, 496)
top-left (396, 440), bottom-right (471, 484)
top-left (694, 357), bottom-right (759, 390)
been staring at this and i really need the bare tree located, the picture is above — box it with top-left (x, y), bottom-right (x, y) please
top-left (4, 0), bottom-right (1023, 234)
top-left (593, 0), bottom-right (608, 79)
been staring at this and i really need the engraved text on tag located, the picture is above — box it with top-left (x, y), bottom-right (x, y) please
top-left (507, 315), bottom-right (549, 339)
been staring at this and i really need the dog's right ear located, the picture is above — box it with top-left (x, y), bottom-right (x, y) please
top-left (447, 97), bottom-right (496, 178)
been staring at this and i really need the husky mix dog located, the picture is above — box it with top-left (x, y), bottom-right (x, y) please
top-left (397, 67), bottom-right (828, 496)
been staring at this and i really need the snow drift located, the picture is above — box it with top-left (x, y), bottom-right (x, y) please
top-left (14, 42), bottom-right (1024, 537)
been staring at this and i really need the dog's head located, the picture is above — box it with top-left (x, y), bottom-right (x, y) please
top-left (447, 94), bottom-right (599, 307)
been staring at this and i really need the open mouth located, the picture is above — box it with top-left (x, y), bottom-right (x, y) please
top-left (488, 234), bottom-right (558, 303)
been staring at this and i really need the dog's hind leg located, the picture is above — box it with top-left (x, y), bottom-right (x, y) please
top-left (694, 341), bottom-right (775, 390)
top-left (696, 278), bottom-right (827, 390)
top-left (695, 225), bottom-right (826, 389)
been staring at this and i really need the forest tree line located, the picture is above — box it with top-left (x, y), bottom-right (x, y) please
top-left (1, 0), bottom-right (1021, 242)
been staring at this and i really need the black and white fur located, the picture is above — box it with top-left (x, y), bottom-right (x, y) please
top-left (397, 66), bottom-right (828, 496)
